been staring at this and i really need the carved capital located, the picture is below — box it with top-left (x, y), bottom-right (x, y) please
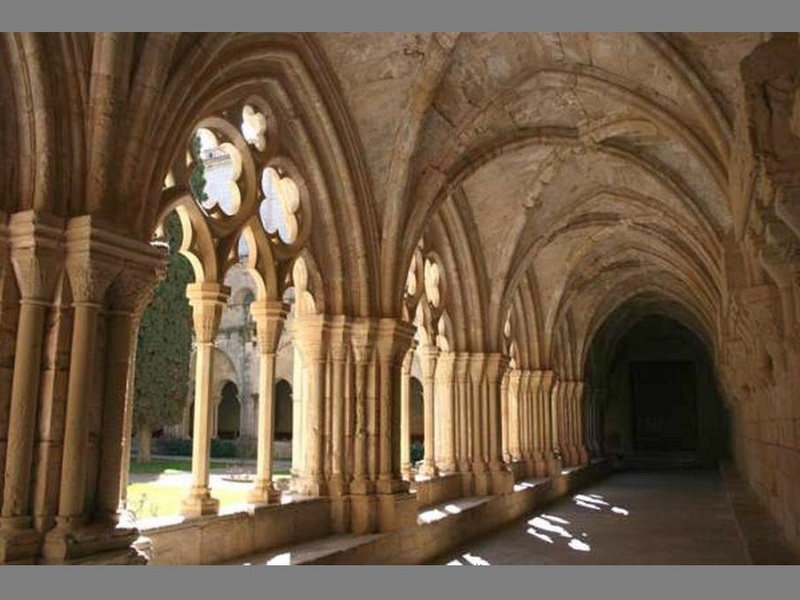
top-left (454, 353), bottom-right (470, 383)
top-left (419, 342), bottom-right (439, 379)
top-left (539, 370), bottom-right (556, 395)
top-left (468, 353), bottom-right (487, 384)
top-left (251, 301), bottom-right (288, 354)
top-left (529, 370), bottom-right (544, 390)
top-left (518, 370), bottom-right (530, 395)
top-left (483, 353), bottom-right (508, 384)
top-left (374, 317), bottom-right (415, 365)
top-left (8, 211), bottom-right (66, 303)
top-left (327, 315), bottom-right (351, 363)
top-left (508, 368), bottom-right (522, 389)
top-left (186, 282), bottom-right (230, 344)
top-left (65, 255), bottom-right (121, 305)
top-left (288, 313), bottom-right (328, 363)
top-left (107, 262), bottom-right (168, 321)
top-left (350, 318), bottom-right (375, 364)
top-left (433, 350), bottom-right (455, 383)
top-left (401, 340), bottom-right (417, 375)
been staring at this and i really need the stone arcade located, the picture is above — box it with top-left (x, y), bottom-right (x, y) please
top-left (0, 32), bottom-right (799, 565)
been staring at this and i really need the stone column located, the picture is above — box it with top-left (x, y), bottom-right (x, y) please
top-left (434, 351), bottom-right (457, 473)
top-left (289, 314), bottom-right (328, 497)
top-left (455, 354), bottom-right (471, 475)
top-left (349, 319), bottom-right (374, 495)
top-left (564, 380), bottom-right (578, 466)
top-left (559, 380), bottom-right (572, 466)
top-left (374, 319), bottom-right (414, 494)
top-left (290, 343), bottom-right (305, 477)
top-left (53, 232), bottom-right (121, 538)
top-left (530, 370), bottom-right (548, 476)
top-left (507, 369), bottom-right (522, 463)
top-left (540, 370), bottom-right (560, 475)
top-left (0, 211), bottom-right (64, 563)
top-left (567, 380), bottom-right (577, 463)
top-left (582, 384), bottom-right (593, 456)
top-left (500, 368), bottom-right (510, 463)
top-left (485, 354), bottom-right (512, 493)
top-left (400, 343), bottom-right (414, 479)
top-left (96, 260), bottom-right (165, 524)
top-left (575, 381), bottom-right (589, 464)
top-left (469, 354), bottom-right (490, 494)
top-left (566, 380), bottom-right (581, 465)
top-left (343, 350), bottom-right (355, 485)
top-left (0, 213), bottom-right (11, 511)
top-left (418, 343), bottom-right (439, 477)
top-left (518, 370), bottom-right (530, 463)
top-left (248, 301), bottom-right (287, 505)
top-left (182, 282), bottom-right (229, 518)
top-left (327, 316), bottom-right (350, 497)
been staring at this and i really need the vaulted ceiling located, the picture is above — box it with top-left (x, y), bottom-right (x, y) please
top-left (0, 32), bottom-right (779, 371)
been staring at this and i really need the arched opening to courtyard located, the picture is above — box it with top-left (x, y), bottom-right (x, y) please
top-left (216, 381), bottom-right (241, 440)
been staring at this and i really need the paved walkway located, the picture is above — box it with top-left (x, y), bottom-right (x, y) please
top-left (431, 471), bottom-right (752, 565)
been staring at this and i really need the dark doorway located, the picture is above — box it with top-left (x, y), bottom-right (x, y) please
top-left (274, 379), bottom-right (293, 441)
top-left (585, 304), bottom-right (730, 470)
top-left (217, 381), bottom-right (240, 440)
top-left (630, 361), bottom-right (697, 452)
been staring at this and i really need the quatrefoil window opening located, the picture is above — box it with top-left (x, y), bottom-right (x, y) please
top-left (189, 127), bottom-right (242, 217)
top-left (424, 258), bottom-right (442, 309)
top-left (259, 166), bottom-right (300, 244)
top-left (237, 234), bottom-right (250, 260)
top-left (405, 254), bottom-right (418, 297)
top-left (241, 104), bottom-right (267, 152)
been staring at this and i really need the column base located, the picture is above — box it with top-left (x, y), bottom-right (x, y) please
top-left (247, 484), bottom-right (282, 505)
top-left (328, 475), bottom-right (349, 498)
top-left (532, 452), bottom-right (549, 477)
top-left (489, 467), bottom-right (514, 494)
top-left (292, 477), bottom-right (328, 498)
top-left (523, 455), bottom-right (537, 478)
top-left (460, 471), bottom-right (475, 496)
top-left (472, 461), bottom-right (491, 496)
top-left (40, 520), bottom-right (142, 564)
top-left (377, 493), bottom-right (417, 533)
top-left (578, 446), bottom-right (590, 465)
top-left (0, 519), bottom-right (41, 564)
top-left (547, 453), bottom-right (563, 476)
top-left (435, 459), bottom-right (458, 474)
top-left (348, 478), bottom-right (375, 496)
top-left (349, 494), bottom-right (378, 534)
top-left (330, 496), bottom-right (351, 533)
top-left (375, 476), bottom-right (410, 495)
top-left (181, 490), bottom-right (220, 518)
top-left (417, 462), bottom-right (439, 478)
top-left (566, 445), bottom-right (584, 466)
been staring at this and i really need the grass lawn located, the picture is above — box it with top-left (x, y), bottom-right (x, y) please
top-left (129, 459), bottom-right (231, 474)
top-left (126, 482), bottom-right (252, 520)
top-left (126, 458), bottom-right (293, 520)
top-left (129, 458), bottom-right (292, 476)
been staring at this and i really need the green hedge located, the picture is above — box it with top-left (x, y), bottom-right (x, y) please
top-left (153, 437), bottom-right (239, 459)
top-left (410, 440), bottom-right (425, 464)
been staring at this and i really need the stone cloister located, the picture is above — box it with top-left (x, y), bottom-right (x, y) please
top-left (1, 32), bottom-right (800, 565)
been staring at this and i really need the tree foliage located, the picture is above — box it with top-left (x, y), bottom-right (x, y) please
top-left (133, 212), bottom-right (195, 444)
top-left (189, 135), bottom-right (208, 204)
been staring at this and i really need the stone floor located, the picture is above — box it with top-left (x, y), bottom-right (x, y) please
top-left (431, 471), bottom-right (753, 565)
